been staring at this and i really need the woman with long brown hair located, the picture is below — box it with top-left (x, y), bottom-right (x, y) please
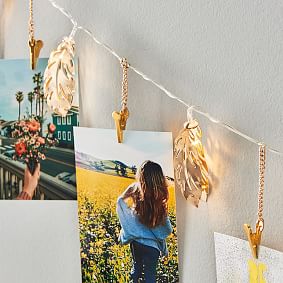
top-left (117, 160), bottom-right (172, 283)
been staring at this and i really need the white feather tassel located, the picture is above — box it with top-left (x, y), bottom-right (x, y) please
top-left (174, 119), bottom-right (209, 207)
top-left (44, 37), bottom-right (75, 117)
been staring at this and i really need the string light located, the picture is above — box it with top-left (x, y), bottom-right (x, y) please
top-left (47, 0), bottom-right (283, 157)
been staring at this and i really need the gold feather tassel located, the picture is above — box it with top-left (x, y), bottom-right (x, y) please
top-left (44, 37), bottom-right (75, 117)
top-left (174, 119), bottom-right (209, 207)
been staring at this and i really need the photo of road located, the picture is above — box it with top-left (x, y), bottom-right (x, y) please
top-left (0, 138), bottom-right (75, 177)
top-left (0, 58), bottom-right (79, 200)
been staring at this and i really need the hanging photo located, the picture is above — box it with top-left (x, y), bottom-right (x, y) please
top-left (0, 58), bottom-right (79, 200)
top-left (214, 232), bottom-right (283, 282)
top-left (74, 128), bottom-right (179, 283)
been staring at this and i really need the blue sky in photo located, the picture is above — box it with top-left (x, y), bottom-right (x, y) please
top-left (74, 128), bottom-right (174, 178)
top-left (0, 58), bottom-right (48, 121)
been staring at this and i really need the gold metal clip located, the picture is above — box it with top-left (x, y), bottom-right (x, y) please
top-left (112, 107), bottom-right (129, 143)
top-left (244, 219), bottom-right (264, 259)
top-left (29, 38), bottom-right (43, 70)
top-left (113, 58), bottom-right (130, 143)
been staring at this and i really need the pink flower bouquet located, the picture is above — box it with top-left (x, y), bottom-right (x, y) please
top-left (12, 118), bottom-right (58, 175)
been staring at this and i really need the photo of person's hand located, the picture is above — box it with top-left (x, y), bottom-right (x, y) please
top-left (121, 184), bottom-right (140, 200)
top-left (22, 163), bottom-right (40, 199)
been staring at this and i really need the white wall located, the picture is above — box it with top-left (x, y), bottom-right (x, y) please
top-left (1, 1), bottom-right (283, 282)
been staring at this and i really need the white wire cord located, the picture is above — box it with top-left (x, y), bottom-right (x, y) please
top-left (48, 0), bottom-right (283, 156)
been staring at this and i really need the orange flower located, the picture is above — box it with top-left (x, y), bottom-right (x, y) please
top-left (19, 121), bottom-right (26, 127)
top-left (27, 120), bottom-right (40, 132)
top-left (15, 142), bottom-right (27, 156)
top-left (48, 123), bottom-right (56, 133)
top-left (37, 137), bottom-right (45, 145)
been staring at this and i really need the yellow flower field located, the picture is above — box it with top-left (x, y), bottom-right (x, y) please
top-left (77, 167), bottom-right (179, 283)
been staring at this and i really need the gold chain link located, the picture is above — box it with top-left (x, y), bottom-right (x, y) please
top-left (257, 144), bottom-right (266, 222)
top-left (120, 58), bottom-right (129, 111)
top-left (29, 0), bottom-right (34, 41)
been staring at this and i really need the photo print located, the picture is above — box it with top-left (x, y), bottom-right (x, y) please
top-left (74, 128), bottom-right (179, 282)
top-left (0, 58), bottom-right (79, 200)
top-left (214, 232), bottom-right (283, 282)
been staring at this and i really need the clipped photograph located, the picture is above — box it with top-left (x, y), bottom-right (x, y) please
top-left (74, 128), bottom-right (179, 283)
top-left (0, 58), bottom-right (79, 200)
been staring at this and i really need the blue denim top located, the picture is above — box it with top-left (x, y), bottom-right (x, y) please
top-left (116, 189), bottom-right (172, 256)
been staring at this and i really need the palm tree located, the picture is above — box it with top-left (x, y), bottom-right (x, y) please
top-left (33, 87), bottom-right (39, 116)
top-left (27, 91), bottom-right (35, 116)
top-left (32, 72), bottom-right (44, 117)
top-left (15, 91), bottom-right (24, 120)
top-left (40, 87), bottom-right (45, 118)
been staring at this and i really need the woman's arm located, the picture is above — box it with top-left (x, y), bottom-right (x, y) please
top-left (164, 216), bottom-right (173, 235)
top-left (16, 164), bottom-right (40, 200)
top-left (120, 183), bottom-right (138, 200)
top-left (151, 216), bottom-right (173, 240)
top-left (117, 183), bottom-right (137, 216)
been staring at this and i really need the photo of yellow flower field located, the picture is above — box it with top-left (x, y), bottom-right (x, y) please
top-left (74, 128), bottom-right (179, 283)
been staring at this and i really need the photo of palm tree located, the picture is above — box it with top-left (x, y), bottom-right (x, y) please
top-left (0, 58), bottom-right (80, 200)
top-left (27, 91), bottom-right (35, 116)
top-left (15, 91), bottom-right (24, 120)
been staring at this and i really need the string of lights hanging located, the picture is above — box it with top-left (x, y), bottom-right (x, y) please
top-left (46, 0), bottom-right (282, 157)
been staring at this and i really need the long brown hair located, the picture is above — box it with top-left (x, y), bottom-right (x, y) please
top-left (134, 160), bottom-right (169, 228)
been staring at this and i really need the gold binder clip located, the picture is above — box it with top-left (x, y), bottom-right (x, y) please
top-left (112, 58), bottom-right (129, 143)
top-left (244, 144), bottom-right (266, 259)
top-left (244, 220), bottom-right (264, 259)
top-left (112, 107), bottom-right (129, 143)
top-left (28, 0), bottom-right (43, 70)
top-left (29, 38), bottom-right (43, 70)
